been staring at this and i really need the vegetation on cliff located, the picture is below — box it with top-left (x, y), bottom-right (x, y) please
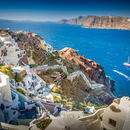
top-left (16, 88), bottom-right (26, 95)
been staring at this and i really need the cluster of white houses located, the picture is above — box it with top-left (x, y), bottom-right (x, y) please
top-left (42, 40), bottom-right (53, 54)
top-left (0, 72), bottom-right (19, 124)
top-left (0, 31), bottom-right (50, 125)
top-left (0, 30), bottom-right (130, 130)
top-left (0, 32), bottom-right (26, 65)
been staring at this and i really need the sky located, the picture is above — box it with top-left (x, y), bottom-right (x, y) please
top-left (0, 0), bottom-right (130, 21)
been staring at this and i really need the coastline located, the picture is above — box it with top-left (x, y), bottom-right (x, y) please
top-left (60, 23), bottom-right (130, 31)
top-left (0, 22), bottom-right (129, 98)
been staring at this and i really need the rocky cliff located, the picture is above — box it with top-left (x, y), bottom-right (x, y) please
top-left (59, 16), bottom-right (130, 30)
top-left (58, 48), bottom-right (106, 84)
top-left (58, 48), bottom-right (114, 104)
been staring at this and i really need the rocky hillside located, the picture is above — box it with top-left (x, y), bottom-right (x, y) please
top-left (1, 29), bottom-right (114, 105)
top-left (58, 48), bottom-right (107, 84)
top-left (37, 48), bottom-right (114, 105)
top-left (58, 48), bottom-right (114, 104)
top-left (59, 16), bottom-right (130, 30)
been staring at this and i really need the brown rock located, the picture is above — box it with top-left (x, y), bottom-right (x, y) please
top-left (58, 47), bottom-right (106, 84)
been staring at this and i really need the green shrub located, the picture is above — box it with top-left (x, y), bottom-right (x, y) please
top-left (52, 51), bottom-right (59, 57)
top-left (36, 118), bottom-right (52, 130)
top-left (48, 53), bottom-right (55, 59)
top-left (29, 64), bottom-right (37, 68)
top-left (84, 111), bottom-right (89, 114)
top-left (56, 68), bottom-right (63, 73)
top-left (15, 73), bottom-right (23, 82)
top-left (63, 73), bottom-right (68, 78)
top-left (87, 102), bottom-right (108, 110)
top-left (61, 99), bottom-right (67, 105)
top-left (52, 93), bottom-right (61, 103)
top-left (61, 95), bottom-right (67, 99)
top-left (16, 88), bottom-right (26, 95)
top-left (0, 65), bottom-right (14, 79)
top-left (51, 86), bottom-right (62, 94)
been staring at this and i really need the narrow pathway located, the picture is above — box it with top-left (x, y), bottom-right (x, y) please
top-left (67, 71), bottom-right (92, 88)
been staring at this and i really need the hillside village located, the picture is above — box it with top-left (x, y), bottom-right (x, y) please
top-left (0, 28), bottom-right (130, 130)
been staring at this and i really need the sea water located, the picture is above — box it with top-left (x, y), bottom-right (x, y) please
top-left (0, 20), bottom-right (130, 97)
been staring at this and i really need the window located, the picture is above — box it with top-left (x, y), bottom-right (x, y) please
top-left (109, 118), bottom-right (116, 127)
top-left (100, 116), bottom-right (102, 121)
top-left (103, 128), bottom-right (108, 130)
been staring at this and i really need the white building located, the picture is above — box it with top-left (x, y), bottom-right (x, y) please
top-left (0, 35), bottom-right (26, 65)
top-left (79, 97), bottom-right (130, 130)
top-left (3, 45), bottom-right (19, 65)
top-left (101, 97), bottom-right (130, 130)
top-left (42, 40), bottom-right (53, 53)
top-left (0, 72), bottom-right (12, 101)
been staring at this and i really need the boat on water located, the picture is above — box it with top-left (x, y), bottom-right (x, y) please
top-left (123, 57), bottom-right (130, 67)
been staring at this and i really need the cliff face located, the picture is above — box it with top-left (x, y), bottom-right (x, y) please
top-left (59, 16), bottom-right (130, 30)
top-left (59, 16), bottom-right (87, 25)
top-left (58, 48), bottom-right (106, 84)
top-left (58, 48), bottom-right (114, 104)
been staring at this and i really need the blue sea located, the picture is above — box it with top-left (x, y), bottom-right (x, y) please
top-left (0, 20), bottom-right (130, 97)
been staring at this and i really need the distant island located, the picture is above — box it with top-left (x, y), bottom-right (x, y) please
top-left (59, 15), bottom-right (130, 30)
